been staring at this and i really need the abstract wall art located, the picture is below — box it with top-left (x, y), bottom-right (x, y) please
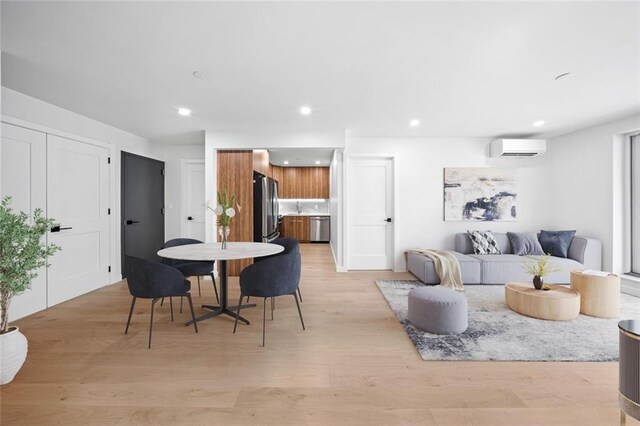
top-left (444, 168), bottom-right (517, 221)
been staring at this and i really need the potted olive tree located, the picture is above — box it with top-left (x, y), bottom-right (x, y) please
top-left (0, 196), bottom-right (59, 384)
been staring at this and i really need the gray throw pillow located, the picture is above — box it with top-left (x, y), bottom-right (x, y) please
top-left (467, 230), bottom-right (501, 255)
top-left (538, 230), bottom-right (576, 258)
top-left (507, 232), bottom-right (545, 256)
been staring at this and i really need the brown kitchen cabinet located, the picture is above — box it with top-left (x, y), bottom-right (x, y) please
top-left (281, 216), bottom-right (310, 243)
top-left (280, 167), bottom-right (329, 199)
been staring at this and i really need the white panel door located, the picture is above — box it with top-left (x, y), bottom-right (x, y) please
top-left (182, 161), bottom-right (206, 241)
top-left (1, 123), bottom-right (48, 320)
top-left (348, 157), bottom-right (394, 270)
top-left (47, 134), bottom-right (110, 306)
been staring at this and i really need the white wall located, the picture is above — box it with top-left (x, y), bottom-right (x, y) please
top-left (345, 137), bottom-right (554, 271)
top-left (548, 113), bottom-right (640, 294)
top-left (158, 140), bottom-right (205, 240)
top-left (1, 87), bottom-right (162, 280)
top-left (330, 149), bottom-right (344, 269)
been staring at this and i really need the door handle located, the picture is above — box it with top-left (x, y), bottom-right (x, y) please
top-left (125, 220), bottom-right (140, 225)
top-left (187, 216), bottom-right (193, 221)
top-left (385, 218), bottom-right (392, 223)
top-left (50, 225), bottom-right (73, 233)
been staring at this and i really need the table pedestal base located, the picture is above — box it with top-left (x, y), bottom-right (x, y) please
top-left (186, 303), bottom-right (256, 325)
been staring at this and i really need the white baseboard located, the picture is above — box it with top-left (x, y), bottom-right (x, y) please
top-left (621, 275), bottom-right (640, 297)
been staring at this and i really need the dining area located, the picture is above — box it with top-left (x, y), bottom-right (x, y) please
top-left (123, 237), bottom-right (305, 348)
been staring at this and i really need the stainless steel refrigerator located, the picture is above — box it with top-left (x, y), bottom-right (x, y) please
top-left (253, 172), bottom-right (280, 242)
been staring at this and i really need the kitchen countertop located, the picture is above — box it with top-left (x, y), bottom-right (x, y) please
top-left (281, 213), bottom-right (330, 217)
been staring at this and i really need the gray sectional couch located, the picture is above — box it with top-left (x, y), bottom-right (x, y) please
top-left (407, 232), bottom-right (602, 285)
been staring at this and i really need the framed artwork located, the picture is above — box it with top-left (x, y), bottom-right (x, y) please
top-left (444, 168), bottom-right (517, 221)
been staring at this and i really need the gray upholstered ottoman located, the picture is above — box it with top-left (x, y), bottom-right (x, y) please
top-left (407, 287), bottom-right (468, 334)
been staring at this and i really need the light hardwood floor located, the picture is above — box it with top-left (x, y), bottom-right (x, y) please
top-left (1, 244), bottom-right (635, 425)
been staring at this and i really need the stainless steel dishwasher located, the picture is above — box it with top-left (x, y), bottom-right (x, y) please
top-left (310, 216), bottom-right (330, 242)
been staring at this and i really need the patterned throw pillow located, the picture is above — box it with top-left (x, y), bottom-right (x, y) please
top-left (467, 230), bottom-right (501, 255)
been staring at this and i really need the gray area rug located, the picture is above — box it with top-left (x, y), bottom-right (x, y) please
top-left (376, 280), bottom-right (640, 361)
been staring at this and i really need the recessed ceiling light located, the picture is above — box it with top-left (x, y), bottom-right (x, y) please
top-left (410, 119), bottom-right (420, 127)
top-left (192, 71), bottom-right (206, 79)
top-left (283, 160), bottom-right (289, 165)
top-left (315, 160), bottom-right (321, 165)
top-left (178, 108), bottom-right (192, 116)
top-left (532, 120), bottom-right (546, 127)
top-left (300, 106), bottom-right (312, 116)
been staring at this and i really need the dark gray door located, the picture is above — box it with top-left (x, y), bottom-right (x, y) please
top-left (121, 152), bottom-right (165, 276)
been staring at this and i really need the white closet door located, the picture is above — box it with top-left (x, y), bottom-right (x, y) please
top-left (348, 157), bottom-right (394, 270)
top-left (182, 161), bottom-right (206, 241)
top-left (1, 123), bottom-right (48, 320)
top-left (46, 134), bottom-right (110, 306)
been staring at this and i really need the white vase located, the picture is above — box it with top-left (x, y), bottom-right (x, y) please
top-left (0, 327), bottom-right (28, 385)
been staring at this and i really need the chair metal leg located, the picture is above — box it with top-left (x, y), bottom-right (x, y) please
top-left (197, 276), bottom-right (201, 297)
top-left (262, 297), bottom-right (267, 347)
top-left (271, 297), bottom-right (274, 320)
top-left (180, 296), bottom-right (183, 314)
top-left (233, 293), bottom-right (244, 334)
top-left (210, 273), bottom-right (219, 304)
top-left (294, 292), bottom-right (305, 330)
top-left (297, 287), bottom-right (303, 302)
top-left (148, 298), bottom-right (158, 349)
top-left (186, 293), bottom-right (198, 334)
top-left (125, 296), bottom-right (137, 334)
top-left (169, 296), bottom-right (174, 322)
top-left (160, 297), bottom-right (164, 306)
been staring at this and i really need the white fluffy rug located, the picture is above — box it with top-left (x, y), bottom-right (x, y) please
top-left (375, 280), bottom-right (640, 361)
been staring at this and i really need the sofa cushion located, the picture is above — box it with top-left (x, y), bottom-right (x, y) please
top-left (539, 230), bottom-right (576, 258)
top-left (467, 230), bottom-right (501, 254)
top-left (455, 232), bottom-right (513, 254)
top-left (507, 232), bottom-right (545, 256)
top-left (407, 251), bottom-right (482, 284)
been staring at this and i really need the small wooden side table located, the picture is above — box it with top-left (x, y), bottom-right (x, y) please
top-left (570, 270), bottom-right (620, 318)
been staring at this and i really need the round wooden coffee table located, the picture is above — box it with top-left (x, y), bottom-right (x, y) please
top-left (505, 282), bottom-right (580, 321)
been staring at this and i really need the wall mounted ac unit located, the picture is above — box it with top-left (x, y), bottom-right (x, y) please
top-left (490, 139), bottom-right (547, 158)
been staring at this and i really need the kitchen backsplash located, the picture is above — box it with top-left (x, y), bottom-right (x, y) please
top-left (279, 199), bottom-right (329, 215)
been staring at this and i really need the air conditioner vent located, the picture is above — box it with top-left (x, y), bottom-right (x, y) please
top-left (491, 139), bottom-right (546, 158)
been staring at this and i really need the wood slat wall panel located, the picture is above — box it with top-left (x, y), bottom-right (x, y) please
top-left (252, 150), bottom-right (269, 176)
top-left (217, 150), bottom-right (254, 276)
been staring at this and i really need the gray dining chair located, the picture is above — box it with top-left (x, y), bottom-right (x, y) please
top-left (160, 238), bottom-right (219, 312)
top-left (233, 238), bottom-right (304, 346)
top-left (124, 256), bottom-right (198, 348)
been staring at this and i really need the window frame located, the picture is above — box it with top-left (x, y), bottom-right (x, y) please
top-left (631, 133), bottom-right (640, 276)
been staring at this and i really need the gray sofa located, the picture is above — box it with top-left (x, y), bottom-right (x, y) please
top-left (407, 232), bottom-right (602, 285)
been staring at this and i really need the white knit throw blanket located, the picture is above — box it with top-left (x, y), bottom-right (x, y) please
top-left (407, 249), bottom-right (465, 291)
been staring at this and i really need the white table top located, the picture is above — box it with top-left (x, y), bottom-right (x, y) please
top-left (157, 242), bottom-right (283, 261)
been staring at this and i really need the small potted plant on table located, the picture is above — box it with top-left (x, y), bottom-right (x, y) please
top-left (1, 197), bottom-right (59, 384)
top-left (524, 254), bottom-right (560, 290)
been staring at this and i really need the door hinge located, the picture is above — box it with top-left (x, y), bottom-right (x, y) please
top-left (108, 157), bottom-right (111, 164)
top-left (108, 208), bottom-right (111, 215)
top-left (108, 266), bottom-right (111, 273)
top-left (161, 168), bottom-right (165, 176)
top-left (161, 208), bottom-right (165, 215)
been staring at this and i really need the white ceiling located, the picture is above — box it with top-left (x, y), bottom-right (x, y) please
top-left (268, 148), bottom-right (334, 167)
top-left (1, 2), bottom-right (639, 140)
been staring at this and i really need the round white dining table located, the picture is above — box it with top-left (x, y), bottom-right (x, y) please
top-left (157, 242), bottom-right (283, 325)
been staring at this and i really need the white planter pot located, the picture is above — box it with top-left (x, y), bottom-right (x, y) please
top-left (0, 327), bottom-right (28, 385)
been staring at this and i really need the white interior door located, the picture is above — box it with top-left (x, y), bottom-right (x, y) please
top-left (348, 157), bottom-right (394, 270)
top-left (47, 134), bottom-right (110, 306)
top-left (182, 160), bottom-right (206, 241)
top-left (1, 123), bottom-right (48, 320)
